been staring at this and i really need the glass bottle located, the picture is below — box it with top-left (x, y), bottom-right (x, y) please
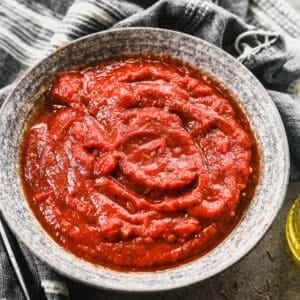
top-left (286, 195), bottom-right (300, 264)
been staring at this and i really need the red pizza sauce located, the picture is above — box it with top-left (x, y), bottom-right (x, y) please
top-left (21, 55), bottom-right (260, 271)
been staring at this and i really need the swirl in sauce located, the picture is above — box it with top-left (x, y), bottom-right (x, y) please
top-left (21, 56), bottom-right (260, 271)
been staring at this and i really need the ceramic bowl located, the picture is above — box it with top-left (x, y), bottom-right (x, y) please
top-left (0, 28), bottom-right (289, 292)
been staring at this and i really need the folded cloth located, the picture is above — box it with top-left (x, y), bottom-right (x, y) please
top-left (0, 0), bottom-right (299, 299)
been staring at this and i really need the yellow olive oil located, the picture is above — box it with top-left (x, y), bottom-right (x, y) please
top-left (286, 195), bottom-right (300, 264)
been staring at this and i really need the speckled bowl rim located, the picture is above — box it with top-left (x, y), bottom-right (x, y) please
top-left (0, 28), bottom-right (290, 292)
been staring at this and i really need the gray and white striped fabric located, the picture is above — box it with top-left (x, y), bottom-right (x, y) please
top-left (0, 0), bottom-right (300, 299)
top-left (0, 0), bottom-right (300, 71)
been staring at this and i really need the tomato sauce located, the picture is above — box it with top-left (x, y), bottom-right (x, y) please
top-left (20, 56), bottom-right (260, 271)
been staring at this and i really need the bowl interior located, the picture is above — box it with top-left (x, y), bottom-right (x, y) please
top-left (0, 28), bottom-right (289, 292)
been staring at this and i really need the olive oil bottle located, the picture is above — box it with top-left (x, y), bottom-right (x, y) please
top-left (286, 195), bottom-right (300, 264)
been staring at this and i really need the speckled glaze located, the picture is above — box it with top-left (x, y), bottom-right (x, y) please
top-left (0, 28), bottom-right (290, 292)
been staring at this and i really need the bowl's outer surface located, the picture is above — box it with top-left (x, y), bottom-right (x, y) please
top-left (0, 28), bottom-right (290, 292)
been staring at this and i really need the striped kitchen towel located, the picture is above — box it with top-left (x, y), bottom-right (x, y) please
top-left (0, 0), bottom-right (300, 299)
